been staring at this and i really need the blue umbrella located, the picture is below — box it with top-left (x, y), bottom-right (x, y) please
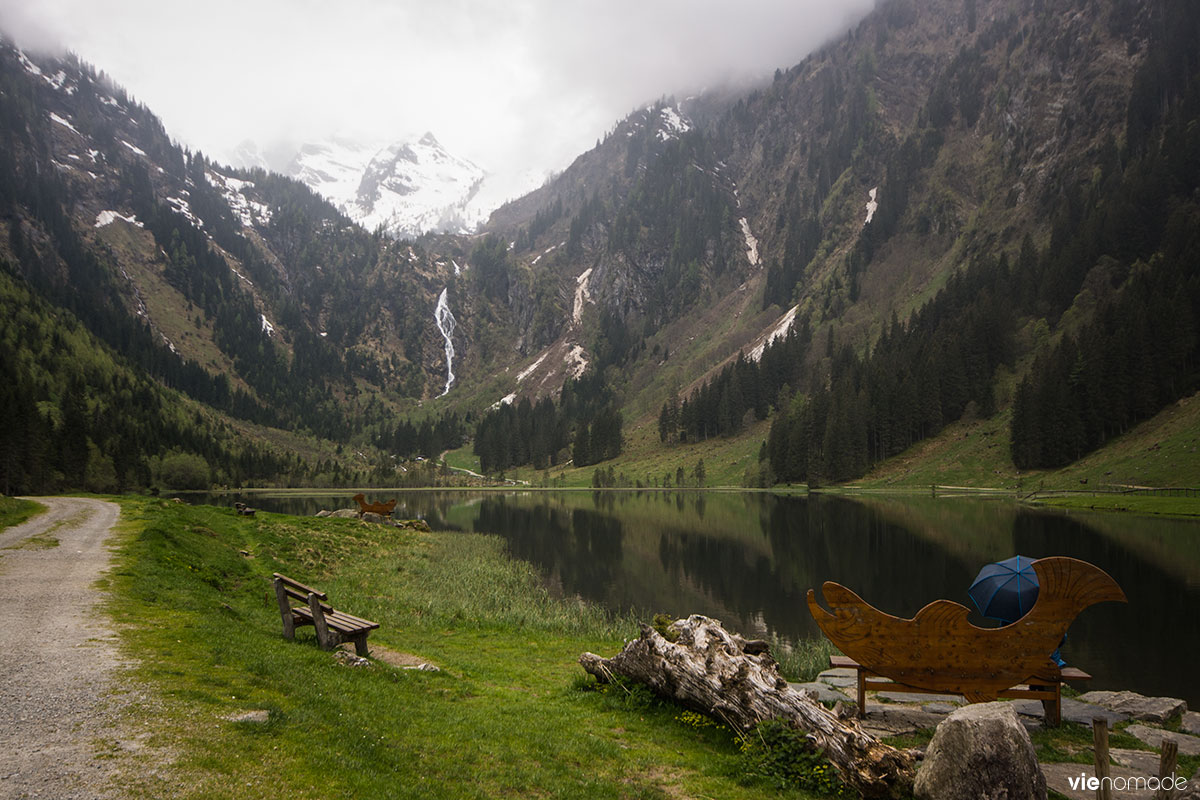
top-left (968, 555), bottom-right (1039, 624)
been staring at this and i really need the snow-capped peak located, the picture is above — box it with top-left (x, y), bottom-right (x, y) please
top-left (275, 133), bottom-right (487, 239)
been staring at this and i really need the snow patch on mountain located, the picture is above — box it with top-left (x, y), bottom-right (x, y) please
top-left (565, 345), bottom-right (589, 379)
top-left (49, 112), bottom-right (80, 135)
top-left (573, 268), bottom-right (593, 325)
top-left (166, 195), bottom-right (203, 228)
top-left (739, 218), bottom-right (759, 266)
top-left (260, 314), bottom-right (275, 337)
top-left (95, 210), bottom-right (143, 228)
top-left (750, 305), bottom-right (799, 362)
top-left (516, 352), bottom-right (549, 383)
top-left (206, 170), bottom-right (272, 228)
top-left (658, 106), bottom-right (692, 140)
top-left (865, 187), bottom-right (878, 225)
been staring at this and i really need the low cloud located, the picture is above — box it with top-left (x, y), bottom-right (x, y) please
top-left (0, 0), bottom-right (873, 181)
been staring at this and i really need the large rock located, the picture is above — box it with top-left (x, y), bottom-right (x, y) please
top-left (328, 508), bottom-right (358, 518)
top-left (915, 701), bottom-right (1047, 800)
top-left (1078, 690), bottom-right (1187, 723)
top-left (1184, 710), bottom-right (1200, 736)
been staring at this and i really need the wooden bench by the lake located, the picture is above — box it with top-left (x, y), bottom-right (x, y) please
top-left (807, 556), bottom-right (1126, 727)
top-left (273, 573), bottom-right (379, 656)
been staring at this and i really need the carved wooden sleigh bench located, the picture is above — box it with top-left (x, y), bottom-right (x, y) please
top-left (807, 557), bottom-right (1125, 727)
top-left (273, 573), bottom-right (379, 656)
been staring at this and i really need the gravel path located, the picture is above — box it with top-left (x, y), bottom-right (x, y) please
top-left (0, 497), bottom-right (127, 799)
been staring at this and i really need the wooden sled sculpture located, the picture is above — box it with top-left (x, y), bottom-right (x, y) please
top-left (352, 493), bottom-right (397, 517)
top-left (807, 557), bottom-right (1126, 712)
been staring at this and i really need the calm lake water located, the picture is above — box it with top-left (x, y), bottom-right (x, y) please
top-left (174, 489), bottom-right (1200, 706)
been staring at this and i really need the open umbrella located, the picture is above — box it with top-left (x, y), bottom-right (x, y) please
top-left (968, 555), bottom-right (1039, 624)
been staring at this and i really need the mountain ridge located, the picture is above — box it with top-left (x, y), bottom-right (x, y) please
top-left (2, 0), bottom-right (1199, 493)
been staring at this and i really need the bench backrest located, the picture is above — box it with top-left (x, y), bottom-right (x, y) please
top-left (807, 556), bottom-right (1125, 701)
top-left (273, 573), bottom-right (332, 611)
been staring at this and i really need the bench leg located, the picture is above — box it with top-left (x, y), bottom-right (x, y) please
top-left (274, 578), bottom-right (295, 639)
top-left (308, 593), bottom-right (333, 650)
top-left (857, 670), bottom-right (866, 718)
top-left (1040, 683), bottom-right (1062, 727)
top-left (353, 633), bottom-right (369, 658)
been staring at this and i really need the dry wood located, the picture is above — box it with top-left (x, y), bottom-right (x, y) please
top-left (1155, 739), bottom-right (1178, 800)
top-left (1094, 717), bottom-right (1113, 800)
top-left (579, 615), bottom-right (915, 799)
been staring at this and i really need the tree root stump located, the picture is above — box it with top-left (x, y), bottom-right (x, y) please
top-left (580, 614), bottom-right (916, 799)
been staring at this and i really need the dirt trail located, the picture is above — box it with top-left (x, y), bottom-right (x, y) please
top-left (0, 497), bottom-right (126, 799)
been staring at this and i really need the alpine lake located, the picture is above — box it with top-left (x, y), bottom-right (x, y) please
top-left (172, 489), bottom-right (1200, 708)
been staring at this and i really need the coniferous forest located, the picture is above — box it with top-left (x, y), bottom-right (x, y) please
top-left (2, 0), bottom-right (1199, 493)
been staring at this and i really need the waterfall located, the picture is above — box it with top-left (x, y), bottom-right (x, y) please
top-left (434, 287), bottom-right (456, 396)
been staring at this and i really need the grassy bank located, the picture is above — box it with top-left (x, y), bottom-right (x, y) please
top-left (103, 499), bottom-right (834, 799)
top-left (0, 495), bottom-right (44, 531)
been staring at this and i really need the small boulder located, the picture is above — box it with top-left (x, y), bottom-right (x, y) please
top-left (361, 511), bottom-right (385, 525)
top-left (315, 510), bottom-right (331, 518)
top-left (328, 508), bottom-right (358, 519)
top-left (915, 701), bottom-right (1046, 800)
top-left (1184, 710), bottom-right (1200, 736)
top-left (1078, 690), bottom-right (1187, 723)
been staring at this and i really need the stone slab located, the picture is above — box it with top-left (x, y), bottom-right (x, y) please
top-left (923, 702), bottom-right (959, 715)
top-left (1182, 710), bottom-right (1200, 736)
top-left (1078, 690), bottom-right (1187, 723)
top-left (1041, 763), bottom-right (1153, 800)
top-left (1109, 747), bottom-right (1164, 774)
top-left (861, 704), bottom-right (944, 736)
top-left (788, 681), bottom-right (852, 704)
top-left (874, 690), bottom-right (964, 705)
top-left (1010, 697), bottom-right (1130, 726)
top-left (816, 668), bottom-right (858, 688)
top-left (1125, 725), bottom-right (1200, 757)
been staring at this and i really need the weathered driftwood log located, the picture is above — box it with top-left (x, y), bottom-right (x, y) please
top-left (580, 615), bottom-right (916, 799)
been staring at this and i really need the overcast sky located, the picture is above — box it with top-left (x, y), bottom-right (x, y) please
top-left (2, 0), bottom-right (873, 180)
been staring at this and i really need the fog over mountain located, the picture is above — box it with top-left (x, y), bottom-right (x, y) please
top-left (0, 0), bottom-right (874, 211)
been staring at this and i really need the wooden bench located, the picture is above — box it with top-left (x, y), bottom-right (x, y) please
top-left (829, 655), bottom-right (1090, 726)
top-left (272, 573), bottom-right (379, 656)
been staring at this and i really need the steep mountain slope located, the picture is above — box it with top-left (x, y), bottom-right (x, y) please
top-left (3, 0), bottom-right (1198, 492)
top-left (470, 0), bottom-right (1200, 485)
top-left (0, 39), bottom-right (485, 491)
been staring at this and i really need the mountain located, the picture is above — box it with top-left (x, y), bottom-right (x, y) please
top-left (278, 133), bottom-right (487, 239)
top-left (2, 0), bottom-right (1199, 494)
top-left (467, 0), bottom-right (1200, 483)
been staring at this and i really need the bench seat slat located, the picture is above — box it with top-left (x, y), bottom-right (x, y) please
top-left (292, 606), bottom-right (379, 633)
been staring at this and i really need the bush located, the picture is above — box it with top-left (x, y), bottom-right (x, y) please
top-left (738, 718), bottom-right (849, 795)
top-left (159, 453), bottom-right (210, 489)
